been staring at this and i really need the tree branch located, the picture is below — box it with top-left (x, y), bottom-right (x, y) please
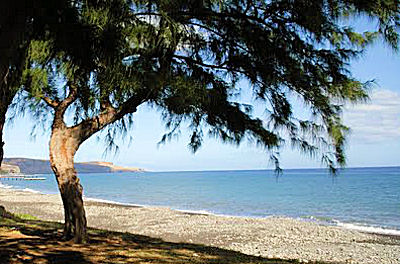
top-left (174, 55), bottom-right (229, 69)
top-left (176, 9), bottom-right (276, 30)
top-left (133, 12), bottom-right (161, 17)
top-left (185, 22), bottom-right (251, 54)
top-left (41, 95), bottom-right (59, 108)
top-left (173, 55), bottom-right (267, 89)
top-left (58, 82), bottom-right (78, 111)
top-left (52, 82), bottom-right (78, 129)
top-left (72, 88), bottom-right (151, 144)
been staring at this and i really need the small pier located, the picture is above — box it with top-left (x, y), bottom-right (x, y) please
top-left (0, 175), bottom-right (46, 181)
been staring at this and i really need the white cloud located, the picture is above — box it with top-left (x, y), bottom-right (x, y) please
top-left (343, 89), bottom-right (400, 143)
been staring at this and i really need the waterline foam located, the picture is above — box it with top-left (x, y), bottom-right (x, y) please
top-left (336, 222), bottom-right (400, 236)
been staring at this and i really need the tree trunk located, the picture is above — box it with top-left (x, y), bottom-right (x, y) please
top-left (45, 84), bottom-right (140, 243)
top-left (49, 126), bottom-right (87, 243)
top-left (0, 72), bottom-right (10, 168)
top-left (0, 109), bottom-right (5, 167)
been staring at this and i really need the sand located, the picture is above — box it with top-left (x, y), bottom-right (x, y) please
top-left (0, 187), bottom-right (399, 264)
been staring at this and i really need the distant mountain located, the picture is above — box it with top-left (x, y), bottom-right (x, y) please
top-left (1, 158), bottom-right (145, 174)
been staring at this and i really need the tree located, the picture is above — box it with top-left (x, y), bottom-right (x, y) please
top-left (0, 1), bottom-right (30, 166)
top-left (0, 0), bottom-right (88, 166)
top-left (22, 0), bottom-right (399, 243)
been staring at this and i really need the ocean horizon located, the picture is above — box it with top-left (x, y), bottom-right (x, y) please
top-left (1, 166), bottom-right (399, 236)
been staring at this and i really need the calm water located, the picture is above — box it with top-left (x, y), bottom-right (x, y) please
top-left (1, 167), bottom-right (399, 234)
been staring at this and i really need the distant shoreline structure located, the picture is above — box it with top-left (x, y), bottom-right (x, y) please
top-left (1, 157), bottom-right (399, 174)
top-left (1, 157), bottom-right (146, 174)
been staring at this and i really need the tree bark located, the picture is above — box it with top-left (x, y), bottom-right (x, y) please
top-left (0, 108), bottom-right (5, 167)
top-left (45, 85), bottom-right (143, 243)
top-left (0, 68), bottom-right (11, 168)
top-left (49, 125), bottom-right (87, 243)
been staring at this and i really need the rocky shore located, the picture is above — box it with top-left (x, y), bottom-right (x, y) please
top-left (0, 187), bottom-right (399, 264)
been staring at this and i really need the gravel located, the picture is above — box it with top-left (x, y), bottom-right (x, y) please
top-left (1, 187), bottom-right (399, 264)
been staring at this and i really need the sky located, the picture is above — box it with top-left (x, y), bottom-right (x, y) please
top-left (3, 38), bottom-right (400, 171)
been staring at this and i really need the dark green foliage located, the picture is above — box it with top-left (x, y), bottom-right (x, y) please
top-left (21, 0), bottom-right (400, 171)
top-left (0, 0), bottom-right (87, 166)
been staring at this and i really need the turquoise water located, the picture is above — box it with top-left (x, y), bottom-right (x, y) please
top-left (1, 167), bottom-right (399, 234)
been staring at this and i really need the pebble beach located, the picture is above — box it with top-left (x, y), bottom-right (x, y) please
top-left (0, 187), bottom-right (399, 264)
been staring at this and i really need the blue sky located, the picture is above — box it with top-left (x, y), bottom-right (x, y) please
top-left (3, 39), bottom-right (400, 171)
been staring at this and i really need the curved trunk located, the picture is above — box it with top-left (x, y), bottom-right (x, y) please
top-left (49, 127), bottom-right (87, 243)
top-left (46, 85), bottom-right (141, 243)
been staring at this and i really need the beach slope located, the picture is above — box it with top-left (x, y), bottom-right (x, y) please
top-left (0, 188), bottom-right (399, 264)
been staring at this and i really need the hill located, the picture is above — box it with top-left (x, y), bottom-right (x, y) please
top-left (1, 158), bottom-right (144, 174)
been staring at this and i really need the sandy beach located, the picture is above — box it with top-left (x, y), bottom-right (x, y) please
top-left (0, 187), bottom-right (399, 264)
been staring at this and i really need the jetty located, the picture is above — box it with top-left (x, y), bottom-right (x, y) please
top-left (0, 175), bottom-right (46, 181)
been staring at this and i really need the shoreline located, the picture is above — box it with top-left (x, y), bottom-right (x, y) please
top-left (2, 181), bottom-right (400, 237)
top-left (0, 187), bottom-right (399, 263)
top-left (78, 198), bottom-right (400, 241)
top-left (80, 196), bottom-right (400, 238)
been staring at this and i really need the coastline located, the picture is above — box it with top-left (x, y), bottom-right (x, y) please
top-left (0, 187), bottom-right (399, 263)
top-left (4, 180), bottom-right (399, 237)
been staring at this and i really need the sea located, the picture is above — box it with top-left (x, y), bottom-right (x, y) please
top-left (1, 166), bottom-right (399, 235)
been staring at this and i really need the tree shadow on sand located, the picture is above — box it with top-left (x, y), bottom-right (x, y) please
top-left (0, 214), bottom-right (319, 264)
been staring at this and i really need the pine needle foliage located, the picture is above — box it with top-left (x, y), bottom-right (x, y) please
top-left (21, 0), bottom-right (400, 172)
top-left (0, 0), bottom-right (89, 166)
